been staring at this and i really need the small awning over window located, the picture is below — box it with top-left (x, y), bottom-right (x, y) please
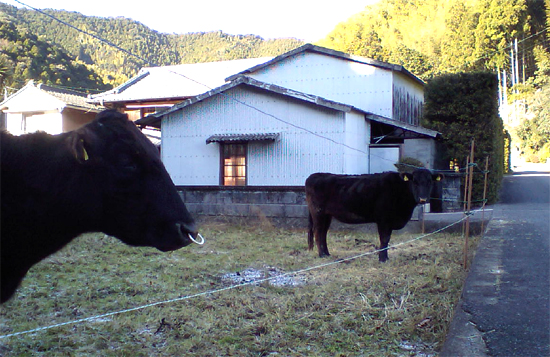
top-left (206, 133), bottom-right (280, 144)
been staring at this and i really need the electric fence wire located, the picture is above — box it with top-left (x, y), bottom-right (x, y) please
top-left (0, 210), bottom-right (474, 340)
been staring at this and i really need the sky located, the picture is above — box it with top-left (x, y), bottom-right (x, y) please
top-left (5, 0), bottom-right (380, 43)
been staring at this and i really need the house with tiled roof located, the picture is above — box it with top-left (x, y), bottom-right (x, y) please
top-left (0, 80), bottom-right (104, 135)
top-left (87, 57), bottom-right (273, 121)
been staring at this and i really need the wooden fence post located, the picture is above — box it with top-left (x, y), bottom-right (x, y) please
top-left (462, 156), bottom-right (470, 237)
top-left (463, 139), bottom-right (475, 269)
top-left (481, 156), bottom-right (489, 236)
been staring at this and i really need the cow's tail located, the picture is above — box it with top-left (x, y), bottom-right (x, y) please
top-left (307, 212), bottom-right (314, 250)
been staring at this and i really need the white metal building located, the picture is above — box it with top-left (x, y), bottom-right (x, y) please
top-left (151, 45), bottom-right (438, 188)
top-left (158, 76), bottom-right (437, 188)
top-left (140, 45), bottom-right (440, 219)
top-left (161, 76), bottom-right (372, 186)
top-left (228, 45), bottom-right (425, 126)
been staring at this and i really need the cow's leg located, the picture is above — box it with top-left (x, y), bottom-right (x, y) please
top-left (316, 215), bottom-right (332, 257)
top-left (307, 212), bottom-right (315, 250)
top-left (377, 223), bottom-right (392, 262)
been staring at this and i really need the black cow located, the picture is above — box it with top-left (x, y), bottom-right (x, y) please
top-left (306, 169), bottom-right (443, 262)
top-left (1, 109), bottom-right (199, 303)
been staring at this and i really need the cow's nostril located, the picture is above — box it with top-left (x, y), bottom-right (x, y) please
top-left (175, 222), bottom-right (204, 245)
top-left (179, 221), bottom-right (197, 235)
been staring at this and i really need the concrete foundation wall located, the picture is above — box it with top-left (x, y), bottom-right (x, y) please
top-left (178, 186), bottom-right (309, 220)
top-left (441, 174), bottom-right (463, 212)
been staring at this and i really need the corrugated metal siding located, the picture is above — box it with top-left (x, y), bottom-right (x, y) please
top-left (370, 146), bottom-right (400, 173)
top-left (344, 111), bottom-right (370, 174)
top-left (248, 52), bottom-right (393, 118)
top-left (392, 72), bottom-right (424, 125)
top-left (162, 86), bottom-right (358, 186)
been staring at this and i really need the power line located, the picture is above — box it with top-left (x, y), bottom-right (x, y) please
top-left (12, 0), bottom-right (155, 68)
top-left (11, 0), bottom-right (382, 159)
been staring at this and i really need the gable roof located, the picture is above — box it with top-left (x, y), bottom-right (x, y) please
top-left (149, 75), bottom-right (355, 119)
top-left (226, 44), bottom-right (425, 86)
top-left (137, 76), bottom-right (438, 139)
top-left (88, 57), bottom-right (273, 104)
top-left (1, 81), bottom-right (103, 112)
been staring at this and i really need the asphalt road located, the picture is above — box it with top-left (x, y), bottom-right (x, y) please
top-left (441, 166), bottom-right (550, 356)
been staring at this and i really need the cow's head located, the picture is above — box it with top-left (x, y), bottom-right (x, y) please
top-left (69, 109), bottom-right (198, 251)
top-left (400, 169), bottom-right (444, 204)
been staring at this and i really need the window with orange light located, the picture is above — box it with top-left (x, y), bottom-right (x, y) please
top-left (221, 143), bottom-right (247, 186)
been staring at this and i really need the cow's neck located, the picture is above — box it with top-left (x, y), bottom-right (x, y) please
top-left (4, 131), bottom-right (102, 236)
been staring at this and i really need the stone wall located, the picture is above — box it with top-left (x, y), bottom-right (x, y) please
top-left (178, 186), bottom-right (309, 221)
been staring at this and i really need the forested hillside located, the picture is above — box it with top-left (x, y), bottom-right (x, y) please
top-left (319, 0), bottom-right (548, 80)
top-left (0, 11), bottom-right (109, 93)
top-left (0, 3), bottom-right (303, 90)
top-left (319, 0), bottom-right (550, 163)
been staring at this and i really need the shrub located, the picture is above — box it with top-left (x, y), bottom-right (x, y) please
top-left (422, 72), bottom-right (504, 204)
top-left (394, 157), bottom-right (425, 173)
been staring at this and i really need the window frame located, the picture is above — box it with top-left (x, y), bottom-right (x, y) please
top-left (220, 141), bottom-right (248, 186)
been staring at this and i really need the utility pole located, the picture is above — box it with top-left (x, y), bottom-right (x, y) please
top-left (514, 38), bottom-right (520, 90)
top-left (510, 41), bottom-right (516, 89)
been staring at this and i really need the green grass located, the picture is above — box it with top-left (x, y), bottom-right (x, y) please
top-left (0, 220), bottom-right (480, 356)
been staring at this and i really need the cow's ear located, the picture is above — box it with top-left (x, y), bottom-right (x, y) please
top-left (68, 133), bottom-right (91, 164)
top-left (400, 173), bottom-right (413, 182)
top-left (433, 173), bottom-right (444, 182)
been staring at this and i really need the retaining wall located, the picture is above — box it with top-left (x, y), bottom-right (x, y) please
top-left (178, 186), bottom-right (309, 222)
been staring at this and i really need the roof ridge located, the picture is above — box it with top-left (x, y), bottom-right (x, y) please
top-left (226, 44), bottom-right (424, 85)
top-left (36, 83), bottom-right (89, 97)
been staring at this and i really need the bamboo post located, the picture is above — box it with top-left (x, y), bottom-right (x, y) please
top-left (462, 155), bottom-right (470, 237)
top-left (463, 140), bottom-right (475, 269)
top-left (421, 204), bottom-right (425, 234)
top-left (481, 157), bottom-right (489, 236)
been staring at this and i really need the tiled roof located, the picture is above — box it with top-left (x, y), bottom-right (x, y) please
top-left (37, 83), bottom-right (104, 111)
top-left (88, 57), bottom-right (273, 104)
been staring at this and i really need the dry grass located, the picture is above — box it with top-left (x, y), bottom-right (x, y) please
top-left (0, 220), bottom-right (480, 356)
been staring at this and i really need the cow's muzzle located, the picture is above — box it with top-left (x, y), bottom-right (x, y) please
top-left (176, 222), bottom-right (205, 246)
